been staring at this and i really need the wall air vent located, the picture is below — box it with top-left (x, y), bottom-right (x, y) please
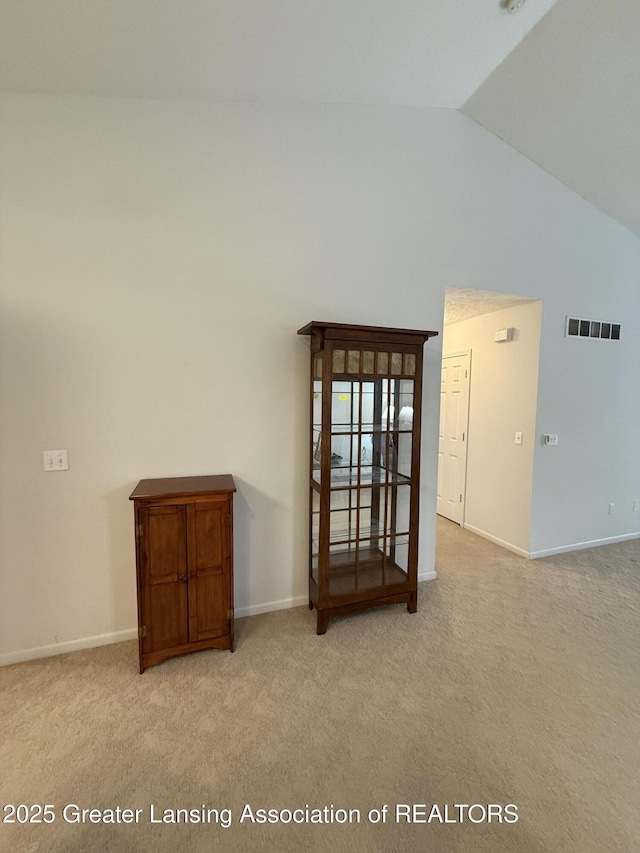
top-left (565, 317), bottom-right (620, 340)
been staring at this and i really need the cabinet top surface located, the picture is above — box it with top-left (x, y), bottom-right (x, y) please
top-left (297, 321), bottom-right (438, 343)
top-left (129, 474), bottom-right (236, 501)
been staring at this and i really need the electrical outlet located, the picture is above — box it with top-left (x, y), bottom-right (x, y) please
top-left (514, 431), bottom-right (523, 445)
top-left (43, 450), bottom-right (69, 471)
top-left (608, 502), bottom-right (615, 515)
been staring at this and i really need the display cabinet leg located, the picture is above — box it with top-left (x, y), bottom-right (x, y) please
top-left (309, 599), bottom-right (314, 610)
top-left (316, 612), bottom-right (328, 635)
top-left (408, 594), bottom-right (417, 614)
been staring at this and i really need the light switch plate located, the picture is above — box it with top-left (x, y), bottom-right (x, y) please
top-left (44, 450), bottom-right (69, 471)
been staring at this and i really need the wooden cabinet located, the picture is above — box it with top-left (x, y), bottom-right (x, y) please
top-left (129, 475), bottom-right (236, 672)
top-left (297, 322), bottom-right (437, 634)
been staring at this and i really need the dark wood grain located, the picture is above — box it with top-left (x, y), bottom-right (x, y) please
top-left (131, 476), bottom-right (235, 672)
top-left (299, 322), bottom-right (437, 634)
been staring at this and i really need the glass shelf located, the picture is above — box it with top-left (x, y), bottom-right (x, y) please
top-left (313, 422), bottom-right (413, 435)
top-left (313, 529), bottom-right (410, 548)
top-left (312, 465), bottom-right (412, 490)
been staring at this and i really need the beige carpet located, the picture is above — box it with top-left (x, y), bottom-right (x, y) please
top-left (2, 518), bottom-right (639, 852)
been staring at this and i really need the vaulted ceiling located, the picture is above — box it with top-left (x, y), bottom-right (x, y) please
top-left (463, 0), bottom-right (640, 240)
top-left (1, 0), bottom-right (638, 238)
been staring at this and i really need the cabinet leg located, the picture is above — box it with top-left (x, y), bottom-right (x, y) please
top-left (308, 599), bottom-right (314, 611)
top-left (407, 593), bottom-right (417, 614)
top-left (316, 612), bottom-right (328, 635)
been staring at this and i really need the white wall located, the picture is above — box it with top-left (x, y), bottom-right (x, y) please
top-left (531, 298), bottom-right (640, 557)
top-left (1, 95), bottom-right (639, 663)
top-left (443, 301), bottom-right (543, 555)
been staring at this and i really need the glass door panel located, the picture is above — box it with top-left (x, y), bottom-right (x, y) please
top-left (320, 352), bottom-right (418, 598)
top-left (311, 488), bottom-right (320, 584)
top-left (384, 536), bottom-right (409, 577)
top-left (396, 379), bottom-right (415, 430)
top-left (386, 484), bottom-right (411, 538)
top-left (312, 378), bottom-right (323, 481)
top-left (330, 433), bottom-right (354, 472)
top-left (326, 486), bottom-right (379, 547)
top-left (331, 381), bottom-right (353, 428)
top-left (329, 496), bottom-right (355, 545)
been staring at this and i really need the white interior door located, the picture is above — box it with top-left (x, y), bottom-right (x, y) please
top-left (437, 352), bottom-right (471, 524)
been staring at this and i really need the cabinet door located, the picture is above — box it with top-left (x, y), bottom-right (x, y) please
top-left (140, 505), bottom-right (189, 653)
top-left (188, 500), bottom-right (231, 642)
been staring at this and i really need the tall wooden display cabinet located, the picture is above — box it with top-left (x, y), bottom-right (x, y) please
top-left (298, 322), bottom-right (438, 634)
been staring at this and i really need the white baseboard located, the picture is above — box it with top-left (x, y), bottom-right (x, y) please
top-left (235, 575), bottom-right (438, 617)
top-left (419, 571), bottom-right (437, 582)
top-left (462, 524), bottom-right (530, 558)
top-left (0, 628), bottom-right (138, 668)
top-left (530, 531), bottom-right (640, 559)
top-left (2, 578), bottom-right (441, 667)
top-left (236, 573), bottom-right (438, 618)
top-left (0, 602), bottom-right (311, 667)
top-left (235, 595), bottom-right (308, 618)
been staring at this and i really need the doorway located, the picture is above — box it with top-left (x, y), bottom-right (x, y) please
top-left (436, 288), bottom-right (543, 556)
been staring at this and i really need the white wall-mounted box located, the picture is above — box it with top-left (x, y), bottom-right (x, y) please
top-left (494, 328), bottom-right (513, 343)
